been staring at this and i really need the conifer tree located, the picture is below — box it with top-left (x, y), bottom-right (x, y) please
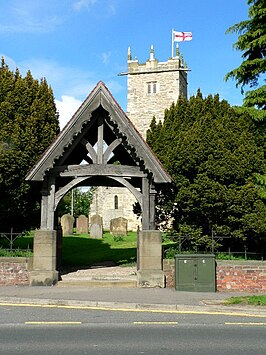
top-left (225, 0), bottom-right (266, 110)
top-left (0, 59), bottom-right (60, 231)
top-left (147, 92), bottom-right (266, 251)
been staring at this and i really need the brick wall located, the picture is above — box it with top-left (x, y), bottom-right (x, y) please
top-left (163, 259), bottom-right (175, 288)
top-left (216, 260), bottom-right (266, 292)
top-left (163, 259), bottom-right (266, 292)
top-left (0, 257), bottom-right (32, 286)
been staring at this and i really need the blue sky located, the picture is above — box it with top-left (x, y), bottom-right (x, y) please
top-left (0, 0), bottom-right (249, 129)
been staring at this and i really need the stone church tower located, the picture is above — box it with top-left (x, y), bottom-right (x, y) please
top-left (89, 46), bottom-right (188, 231)
top-left (126, 45), bottom-right (187, 138)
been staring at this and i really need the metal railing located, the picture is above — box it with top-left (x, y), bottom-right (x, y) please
top-left (163, 234), bottom-right (265, 261)
top-left (0, 228), bottom-right (32, 252)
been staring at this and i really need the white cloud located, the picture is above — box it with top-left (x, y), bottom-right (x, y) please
top-left (55, 81), bottom-right (125, 130)
top-left (0, 1), bottom-right (63, 34)
top-left (55, 96), bottom-right (82, 130)
top-left (72, 0), bottom-right (117, 16)
top-left (73, 0), bottom-right (97, 12)
top-left (2, 54), bottom-right (126, 127)
top-left (0, 54), bottom-right (17, 71)
top-left (102, 51), bottom-right (111, 65)
top-left (19, 58), bottom-right (96, 100)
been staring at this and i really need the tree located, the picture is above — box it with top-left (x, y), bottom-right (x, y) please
top-left (225, 0), bottom-right (266, 110)
top-left (58, 188), bottom-right (94, 218)
top-left (0, 59), bottom-right (60, 231)
top-left (147, 92), bottom-right (266, 251)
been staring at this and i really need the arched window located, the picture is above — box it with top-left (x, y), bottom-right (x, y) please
top-left (114, 195), bottom-right (118, 209)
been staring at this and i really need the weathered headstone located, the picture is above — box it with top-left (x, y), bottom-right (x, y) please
top-left (110, 217), bottom-right (128, 237)
top-left (61, 214), bottom-right (74, 236)
top-left (90, 214), bottom-right (103, 239)
top-left (76, 215), bottom-right (88, 234)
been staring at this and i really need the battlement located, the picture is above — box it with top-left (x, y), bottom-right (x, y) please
top-left (125, 46), bottom-right (188, 139)
top-left (119, 45), bottom-right (187, 77)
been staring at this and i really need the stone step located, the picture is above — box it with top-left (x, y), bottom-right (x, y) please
top-left (58, 266), bottom-right (137, 287)
top-left (57, 279), bottom-right (137, 288)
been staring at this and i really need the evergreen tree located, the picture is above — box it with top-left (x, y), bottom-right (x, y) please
top-left (225, 0), bottom-right (266, 110)
top-left (147, 92), bottom-right (266, 251)
top-left (0, 59), bottom-right (60, 231)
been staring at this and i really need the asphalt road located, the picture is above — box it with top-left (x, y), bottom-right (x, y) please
top-left (0, 305), bottom-right (265, 355)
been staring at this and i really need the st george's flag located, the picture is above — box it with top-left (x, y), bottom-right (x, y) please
top-left (173, 30), bottom-right (192, 42)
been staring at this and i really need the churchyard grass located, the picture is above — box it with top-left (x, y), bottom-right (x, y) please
top-left (223, 295), bottom-right (266, 306)
top-left (0, 230), bottom-right (139, 265)
top-left (62, 231), bottom-right (137, 267)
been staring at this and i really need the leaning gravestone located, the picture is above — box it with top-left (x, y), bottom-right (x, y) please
top-left (110, 217), bottom-right (128, 237)
top-left (61, 214), bottom-right (74, 236)
top-left (90, 214), bottom-right (103, 239)
top-left (76, 215), bottom-right (88, 234)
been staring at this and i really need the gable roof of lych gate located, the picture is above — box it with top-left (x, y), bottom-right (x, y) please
top-left (26, 81), bottom-right (171, 184)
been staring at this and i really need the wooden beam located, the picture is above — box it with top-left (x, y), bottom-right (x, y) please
top-left (97, 115), bottom-right (104, 164)
top-left (111, 176), bottom-right (142, 208)
top-left (54, 177), bottom-right (88, 210)
top-left (59, 164), bottom-right (146, 178)
top-left (103, 138), bottom-right (121, 164)
top-left (81, 138), bottom-right (97, 163)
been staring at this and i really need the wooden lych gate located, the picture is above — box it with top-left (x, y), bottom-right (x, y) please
top-left (26, 81), bottom-right (171, 287)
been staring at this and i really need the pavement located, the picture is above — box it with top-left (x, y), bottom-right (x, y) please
top-left (0, 285), bottom-right (265, 317)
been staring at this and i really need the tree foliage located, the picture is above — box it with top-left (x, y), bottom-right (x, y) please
top-left (58, 188), bottom-right (94, 218)
top-left (225, 0), bottom-right (266, 109)
top-left (147, 92), bottom-right (266, 251)
top-left (0, 59), bottom-right (60, 231)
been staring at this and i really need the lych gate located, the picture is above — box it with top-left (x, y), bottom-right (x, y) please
top-left (26, 81), bottom-right (171, 287)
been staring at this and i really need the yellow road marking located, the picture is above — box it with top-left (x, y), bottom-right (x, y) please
top-left (0, 302), bottom-right (265, 318)
top-left (25, 321), bottom-right (82, 325)
top-left (133, 322), bottom-right (178, 325)
top-left (225, 322), bottom-right (266, 326)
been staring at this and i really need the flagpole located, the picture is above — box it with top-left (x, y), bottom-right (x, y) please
top-left (171, 28), bottom-right (174, 58)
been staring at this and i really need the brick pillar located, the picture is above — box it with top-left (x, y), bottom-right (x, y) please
top-left (30, 230), bottom-right (58, 286)
top-left (137, 230), bottom-right (165, 287)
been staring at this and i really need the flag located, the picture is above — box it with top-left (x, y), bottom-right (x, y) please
top-left (173, 30), bottom-right (192, 42)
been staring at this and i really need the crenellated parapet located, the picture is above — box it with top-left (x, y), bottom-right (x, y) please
top-left (121, 45), bottom-right (189, 139)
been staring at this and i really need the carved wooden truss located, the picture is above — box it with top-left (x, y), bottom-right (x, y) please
top-left (26, 81), bottom-right (171, 230)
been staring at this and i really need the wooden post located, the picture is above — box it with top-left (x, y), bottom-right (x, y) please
top-left (97, 115), bottom-right (104, 164)
top-left (142, 178), bottom-right (150, 230)
top-left (149, 184), bottom-right (156, 230)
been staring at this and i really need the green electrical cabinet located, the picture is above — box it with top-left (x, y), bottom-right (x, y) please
top-left (175, 254), bottom-right (216, 292)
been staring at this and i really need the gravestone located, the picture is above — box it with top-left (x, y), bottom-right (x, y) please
top-left (76, 215), bottom-right (88, 234)
top-left (61, 214), bottom-right (74, 236)
top-left (90, 214), bottom-right (103, 239)
top-left (110, 217), bottom-right (128, 237)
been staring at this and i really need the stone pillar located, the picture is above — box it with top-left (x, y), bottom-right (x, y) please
top-left (137, 230), bottom-right (165, 288)
top-left (30, 230), bottom-right (58, 286)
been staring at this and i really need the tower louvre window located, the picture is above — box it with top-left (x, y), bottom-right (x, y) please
top-left (147, 81), bottom-right (158, 94)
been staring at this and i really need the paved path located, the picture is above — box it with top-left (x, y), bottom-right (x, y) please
top-left (60, 265), bottom-right (137, 281)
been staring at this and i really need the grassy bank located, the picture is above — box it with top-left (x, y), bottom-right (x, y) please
top-left (224, 295), bottom-right (266, 306)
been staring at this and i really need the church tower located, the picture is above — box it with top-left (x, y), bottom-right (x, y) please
top-left (124, 45), bottom-right (188, 138)
top-left (89, 46), bottom-right (189, 231)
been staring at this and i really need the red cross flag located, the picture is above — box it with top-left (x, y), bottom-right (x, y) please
top-left (173, 30), bottom-right (192, 42)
